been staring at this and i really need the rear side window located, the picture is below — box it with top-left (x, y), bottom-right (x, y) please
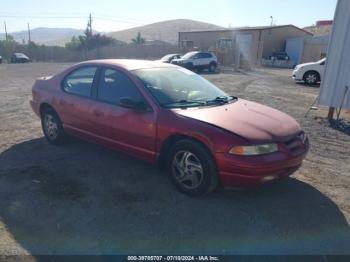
top-left (63, 66), bottom-right (97, 97)
top-left (202, 53), bottom-right (213, 58)
top-left (97, 68), bottom-right (144, 105)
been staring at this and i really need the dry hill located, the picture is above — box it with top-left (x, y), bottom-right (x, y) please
top-left (108, 19), bottom-right (224, 44)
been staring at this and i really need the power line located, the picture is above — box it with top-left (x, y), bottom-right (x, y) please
top-left (0, 13), bottom-right (156, 34)
top-left (93, 16), bottom-right (144, 25)
top-left (0, 15), bottom-right (149, 27)
top-left (92, 12), bottom-right (150, 23)
top-left (0, 15), bottom-right (87, 19)
top-left (0, 12), bottom-right (152, 24)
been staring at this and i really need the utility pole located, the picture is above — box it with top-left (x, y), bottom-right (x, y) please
top-left (27, 22), bottom-right (31, 43)
top-left (4, 21), bottom-right (8, 41)
top-left (88, 13), bottom-right (92, 36)
top-left (270, 16), bottom-right (274, 27)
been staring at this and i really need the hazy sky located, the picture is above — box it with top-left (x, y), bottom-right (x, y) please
top-left (0, 0), bottom-right (338, 33)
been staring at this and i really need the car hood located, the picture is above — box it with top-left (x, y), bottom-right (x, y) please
top-left (296, 62), bottom-right (317, 69)
top-left (173, 99), bottom-right (301, 142)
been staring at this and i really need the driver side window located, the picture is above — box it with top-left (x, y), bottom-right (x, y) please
top-left (97, 68), bottom-right (144, 105)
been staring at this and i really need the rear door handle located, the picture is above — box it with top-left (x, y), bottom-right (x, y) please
top-left (59, 100), bottom-right (74, 107)
top-left (93, 110), bottom-right (103, 117)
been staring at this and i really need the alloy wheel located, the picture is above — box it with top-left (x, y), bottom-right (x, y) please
top-left (172, 150), bottom-right (204, 189)
top-left (306, 73), bottom-right (317, 85)
top-left (44, 114), bottom-right (59, 140)
top-left (210, 64), bottom-right (215, 72)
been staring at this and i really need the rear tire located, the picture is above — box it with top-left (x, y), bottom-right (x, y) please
top-left (41, 107), bottom-right (67, 145)
top-left (303, 71), bottom-right (320, 85)
top-left (208, 63), bottom-right (217, 73)
top-left (166, 139), bottom-right (218, 196)
top-left (185, 62), bottom-right (194, 71)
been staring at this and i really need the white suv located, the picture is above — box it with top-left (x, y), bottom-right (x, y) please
top-left (171, 51), bottom-right (218, 72)
top-left (293, 58), bottom-right (326, 85)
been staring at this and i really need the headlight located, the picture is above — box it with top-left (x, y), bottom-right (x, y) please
top-left (229, 143), bottom-right (278, 156)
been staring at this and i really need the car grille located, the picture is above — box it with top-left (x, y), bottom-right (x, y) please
top-left (284, 132), bottom-right (307, 156)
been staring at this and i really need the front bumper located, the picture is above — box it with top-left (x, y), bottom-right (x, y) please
top-left (215, 138), bottom-right (309, 188)
top-left (292, 69), bottom-right (303, 81)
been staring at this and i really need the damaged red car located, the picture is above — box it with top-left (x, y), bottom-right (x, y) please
top-left (30, 60), bottom-right (309, 196)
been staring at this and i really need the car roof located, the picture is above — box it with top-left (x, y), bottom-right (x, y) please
top-left (185, 51), bottom-right (213, 55)
top-left (14, 53), bottom-right (28, 57)
top-left (78, 59), bottom-right (178, 71)
top-left (185, 51), bottom-right (199, 54)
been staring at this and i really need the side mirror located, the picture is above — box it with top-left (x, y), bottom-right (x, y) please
top-left (120, 97), bottom-right (149, 111)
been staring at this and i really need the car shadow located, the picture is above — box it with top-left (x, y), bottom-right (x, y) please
top-left (312, 117), bottom-right (350, 136)
top-left (0, 138), bottom-right (349, 255)
top-left (197, 71), bottom-right (220, 75)
top-left (329, 119), bottom-right (350, 136)
top-left (295, 82), bottom-right (321, 88)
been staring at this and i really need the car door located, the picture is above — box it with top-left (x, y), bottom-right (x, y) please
top-left (199, 53), bottom-right (212, 66)
top-left (89, 67), bottom-right (157, 162)
top-left (199, 53), bottom-right (208, 66)
top-left (193, 53), bottom-right (205, 67)
top-left (57, 66), bottom-right (98, 135)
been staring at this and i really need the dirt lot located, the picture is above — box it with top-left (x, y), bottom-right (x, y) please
top-left (0, 63), bottom-right (349, 256)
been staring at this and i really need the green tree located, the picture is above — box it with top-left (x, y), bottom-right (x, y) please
top-left (65, 36), bottom-right (80, 50)
top-left (7, 35), bottom-right (15, 41)
top-left (0, 35), bottom-right (18, 61)
top-left (65, 16), bottom-right (115, 51)
top-left (131, 32), bottom-right (145, 45)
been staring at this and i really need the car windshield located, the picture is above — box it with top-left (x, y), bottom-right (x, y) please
top-left (181, 52), bottom-right (197, 59)
top-left (133, 67), bottom-right (235, 108)
top-left (160, 54), bottom-right (174, 60)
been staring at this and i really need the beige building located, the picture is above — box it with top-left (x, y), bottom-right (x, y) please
top-left (178, 25), bottom-right (312, 66)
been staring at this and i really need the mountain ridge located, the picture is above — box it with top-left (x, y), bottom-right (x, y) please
top-left (0, 19), bottom-right (224, 46)
top-left (107, 19), bottom-right (225, 44)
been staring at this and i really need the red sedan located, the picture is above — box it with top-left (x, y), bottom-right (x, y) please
top-left (30, 60), bottom-right (309, 196)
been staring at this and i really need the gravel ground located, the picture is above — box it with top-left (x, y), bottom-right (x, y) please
top-left (0, 63), bottom-right (349, 257)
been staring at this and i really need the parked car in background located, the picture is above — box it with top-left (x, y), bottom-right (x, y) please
top-left (11, 53), bottom-right (30, 63)
top-left (171, 51), bottom-right (218, 72)
top-left (270, 51), bottom-right (290, 61)
top-left (30, 59), bottom-right (309, 196)
top-left (293, 58), bottom-right (326, 85)
top-left (0, 55), bottom-right (2, 64)
top-left (158, 54), bottom-right (182, 63)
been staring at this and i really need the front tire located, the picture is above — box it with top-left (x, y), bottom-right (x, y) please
top-left (303, 71), bottom-right (320, 85)
top-left (41, 108), bottom-right (67, 145)
top-left (166, 139), bottom-right (218, 196)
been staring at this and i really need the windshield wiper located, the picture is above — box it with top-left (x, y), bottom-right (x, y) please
top-left (161, 100), bottom-right (206, 108)
top-left (206, 96), bottom-right (237, 105)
